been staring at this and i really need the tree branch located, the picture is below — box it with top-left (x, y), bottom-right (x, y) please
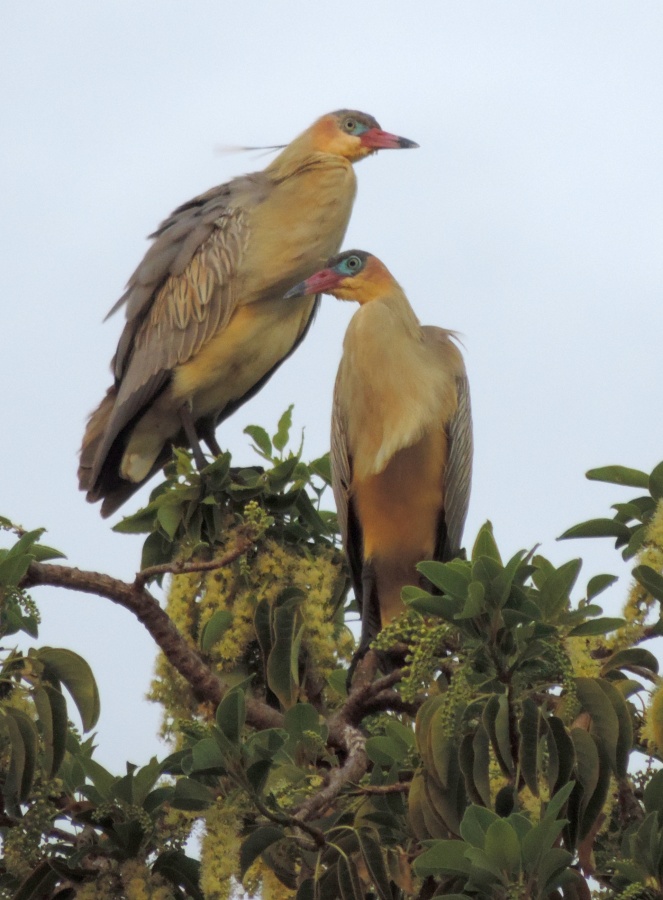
top-left (295, 724), bottom-right (368, 822)
top-left (134, 535), bottom-right (253, 587)
top-left (23, 561), bottom-right (283, 732)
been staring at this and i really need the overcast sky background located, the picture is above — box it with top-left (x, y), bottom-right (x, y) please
top-left (2, 2), bottom-right (662, 771)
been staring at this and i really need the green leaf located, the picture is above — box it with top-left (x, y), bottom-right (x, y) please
top-left (538, 559), bottom-right (582, 620)
top-left (543, 781), bottom-right (575, 823)
top-left (273, 405), bottom-right (294, 453)
top-left (472, 522), bottom-right (502, 564)
top-left (337, 853), bottom-right (363, 900)
top-left (266, 602), bottom-right (301, 709)
top-left (11, 861), bottom-right (60, 900)
top-left (190, 738), bottom-right (227, 774)
top-left (649, 461), bottom-right (663, 500)
top-left (575, 677), bottom-right (619, 773)
top-left (240, 826), bottom-right (285, 879)
top-left (156, 502), bottom-right (183, 540)
top-left (80, 756), bottom-right (117, 798)
top-left (35, 647), bottom-right (100, 731)
top-left (131, 757), bottom-right (163, 807)
top-left (200, 609), bottom-right (233, 652)
top-left (153, 850), bottom-right (203, 900)
top-left (357, 830), bottom-right (391, 900)
top-left (537, 847), bottom-right (574, 892)
top-left (3, 708), bottom-right (38, 811)
top-left (472, 724), bottom-right (491, 808)
top-left (569, 729), bottom-right (599, 823)
top-left (643, 769), bottom-right (663, 817)
top-left (216, 688), bottom-right (246, 744)
top-left (244, 425), bottom-right (272, 459)
top-left (412, 839), bottom-right (472, 878)
top-left (485, 818), bottom-right (521, 876)
top-left (417, 560), bottom-right (471, 598)
top-left (586, 465), bottom-right (650, 488)
top-left (284, 702), bottom-right (324, 742)
top-left (171, 777), bottom-right (214, 811)
top-left (568, 617), bottom-right (625, 636)
top-left (596, 679), bottom-right (633, 778)
top-left (32, 684), bottom-right (68, 778)
top-left (366, 736), bottom-right (406, 767)
top-left (30, 543), bottom-right (66, 562)
top-left (518, 698), bottom-right (540, 796)
top-left (309, 453), bottom-right (332, 484)
top-left (0, 554), bottom-right (33, 586)
top-left (633, 564), bottom-right (663, 601)
top-left (460, 805), bottom-right (499, 849)
top-left (600, 647), bottom-right (659, 678)
top-left (559, 519), bottom-right (631, 541)
top-left (483, 694), bottom-right (514, 775)
top-left (586, 573), bottom-right (618, 599)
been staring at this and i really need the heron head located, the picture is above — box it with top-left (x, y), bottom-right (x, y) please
top-left (307, 111), bottom-right (418, 161)
top-left (284, 250), bottom-right (392, 303)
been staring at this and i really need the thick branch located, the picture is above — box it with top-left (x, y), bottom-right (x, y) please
top-left (23, 561), bottom-right (282, 731)
top-left (295, 724), bottom-right (368, 822)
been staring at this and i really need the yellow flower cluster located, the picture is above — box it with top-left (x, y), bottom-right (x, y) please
top-left (119, 859), bottom-right (176, 900)
top-left (199, 794), bottom-right (249, 900)
top-left (642, 682), bottom-right (663, 756)
top-left (614, 498), bottom-right (663, 648)
top-left (565, 636), bottom-right (601, 679)
top-left (2, 781), bottom-right (59, 879)
top-left (151, 512), bottom-right (350, 732)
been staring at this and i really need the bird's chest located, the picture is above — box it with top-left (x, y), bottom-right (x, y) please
top-left (244, 162), bottom-right (356, 297)
top-left (339, 310), bottom-right (454, 479)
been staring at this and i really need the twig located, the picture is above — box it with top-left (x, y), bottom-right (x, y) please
top-left (23, 561), bottom-right (283, 732)
top-left (351, 782), bottom-right (411, 795)
top-left (252, 795), bottom-right (325, 849)
top-left (135, 536), bottom-right (253, 587)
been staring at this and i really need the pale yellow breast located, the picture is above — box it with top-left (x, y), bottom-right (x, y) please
top-left (338, 302), bottom-right (458, 480)
top-left (172, 294), bottom-right (316, 415)
top-left (242, 158), bottom-right (357, 301)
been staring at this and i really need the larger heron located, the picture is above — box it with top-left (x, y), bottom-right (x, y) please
top-left (79, 111), bottom-right (417, 516)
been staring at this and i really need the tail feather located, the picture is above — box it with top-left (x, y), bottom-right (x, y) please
top-left (78, 387), bottom-right (117, 494)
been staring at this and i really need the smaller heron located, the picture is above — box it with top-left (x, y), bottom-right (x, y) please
top-left (285, 250), bottom-right (473, 662)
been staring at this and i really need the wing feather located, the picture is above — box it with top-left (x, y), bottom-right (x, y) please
top-left (88, 181), bottom-right (257, 486)
top-left (444, 372), bottom-right (473, 555)
top-left (422, 326), bottom-right (473, 560)
top-left (331, 373), bottom-right (364, 608)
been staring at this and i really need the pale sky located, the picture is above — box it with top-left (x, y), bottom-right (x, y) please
top-left (2, 2), bottom-right (662, 770)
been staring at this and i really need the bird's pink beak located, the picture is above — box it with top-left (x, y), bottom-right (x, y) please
top-left (360, 128), bottom-right (419, 150)
top-left (284, 268), bottom-right (343, 299)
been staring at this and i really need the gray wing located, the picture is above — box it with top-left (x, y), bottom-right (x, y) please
top-left (330, 369), bottom-right (351, 549)
top-left (89, 176), bottom-right (264, 483)
top-left (444, 371), bottom-right (473, 554)
top-left (422, 326), bottom-right (473, 558)
top-left (330, 371), bottom-right (364, 603)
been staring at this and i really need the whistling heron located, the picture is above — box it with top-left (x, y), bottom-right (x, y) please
top-left (285, 250), bottom-right (472, 659)
top-left (79, 112), bottom-right (417, 516)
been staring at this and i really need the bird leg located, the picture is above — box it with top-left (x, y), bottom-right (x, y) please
top-left (198, 421), bottom-right (223, 457)
top-left (346, 561), bottom-right (382, 689)
top-left (178, 404), bottom-right (208, 471)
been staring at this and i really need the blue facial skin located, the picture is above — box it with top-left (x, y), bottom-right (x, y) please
top-left (342, 116), bottom-right (369, 137)
top-left (334, 254), bottom-right (366, 278)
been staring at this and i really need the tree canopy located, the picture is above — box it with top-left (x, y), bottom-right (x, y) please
top-left (1, 413), bottom-right (663, 900)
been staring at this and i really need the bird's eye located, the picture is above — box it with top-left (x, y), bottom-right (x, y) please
top-left (343, 117), bottom-right (357, 133)
top-left (346, 256), bottom-right (361, 271)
